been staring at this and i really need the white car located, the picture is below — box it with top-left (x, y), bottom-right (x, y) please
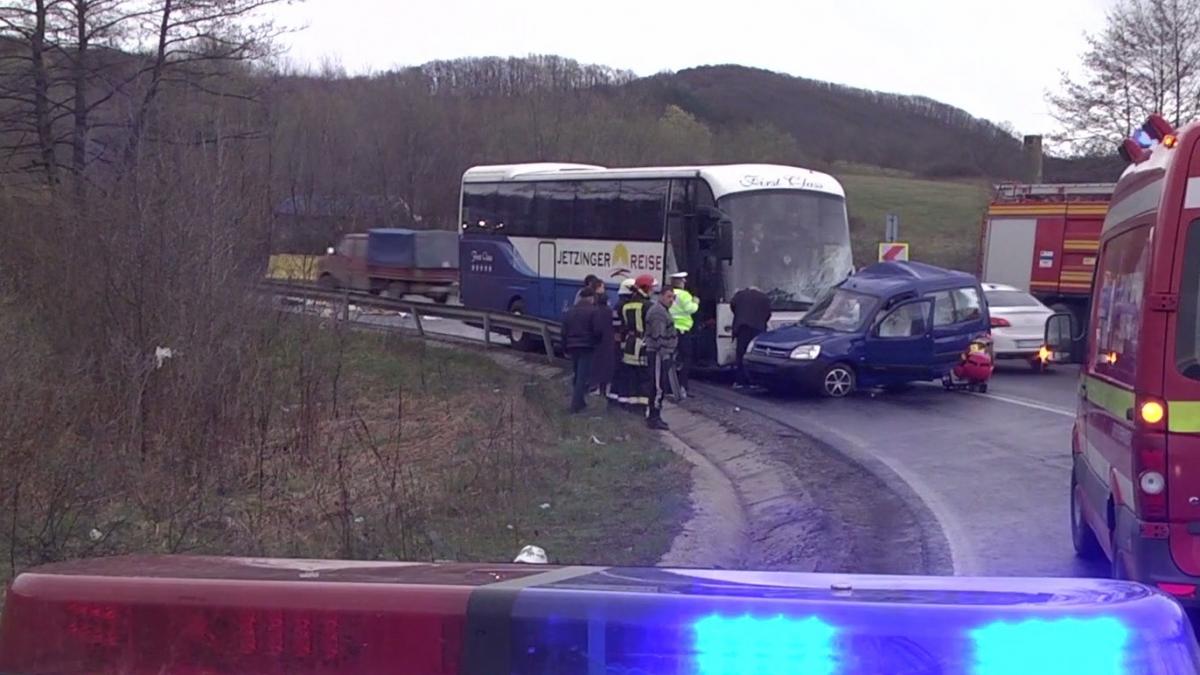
top-left (982, 283), bottom-right (1055, 370)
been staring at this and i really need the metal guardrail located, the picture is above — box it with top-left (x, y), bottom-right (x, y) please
top-left (258, 280), bottom-right (562, 361)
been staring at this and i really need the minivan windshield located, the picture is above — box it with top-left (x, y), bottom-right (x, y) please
top-left (801, 288), bottom-right (878, 332)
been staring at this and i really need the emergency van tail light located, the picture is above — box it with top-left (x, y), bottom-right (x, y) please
top-left (3, 559), bottom-right (1200, 675)
top-left (1134, 431), bottom-right (1168, 521)
top-left (989, 317), bottom-right (1011, 328)
top-left (1140, 397), bottom-right (1167, 428)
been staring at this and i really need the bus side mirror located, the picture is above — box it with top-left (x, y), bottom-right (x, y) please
top-left (697, 207), bottom-right (734, 261)
top-left (1044, 313), bottom-right (1083, 363)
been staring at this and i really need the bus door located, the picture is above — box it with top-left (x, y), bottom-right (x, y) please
top-left (538, 241), bottom-right (557, 315)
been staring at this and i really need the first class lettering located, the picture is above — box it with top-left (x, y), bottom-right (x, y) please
top-left (739, 174), bottom-right (826, 191)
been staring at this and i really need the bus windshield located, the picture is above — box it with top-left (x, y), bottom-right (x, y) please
top-left (718, 190), bottom-right (854, 311)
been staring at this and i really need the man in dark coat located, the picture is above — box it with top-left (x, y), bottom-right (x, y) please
top-left (562, 287), bottom-right (608, 413)
top-left (590, 289), bottom-right (616, 397)
top-left (730, 286), bottom-right (772, 388)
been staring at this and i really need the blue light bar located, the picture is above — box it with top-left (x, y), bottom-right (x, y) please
top-left (694, 614), bottom-right (837, 675)
top-left (972, 616), bottom-right (1128, 675)
top-left (501, 568), bottom-right (1200, 674)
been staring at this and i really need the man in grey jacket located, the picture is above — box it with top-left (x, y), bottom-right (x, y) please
top-left (644, 287), bottom-right (677, 430)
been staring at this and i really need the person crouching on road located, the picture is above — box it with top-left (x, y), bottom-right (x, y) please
top-left (562, 287), bottom-right (608, 414)
top-left (645, 286), bottom-right (678, 430)
top-left (667, 272), bottom-right (698, 401)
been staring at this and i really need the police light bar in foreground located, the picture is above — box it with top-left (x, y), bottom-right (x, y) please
top-left (0, 556), bottom-right (1197, 674)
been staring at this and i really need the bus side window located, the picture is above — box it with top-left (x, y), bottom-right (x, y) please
top-left (575, 181), bottom-right (619, 239)
top-left (619, 180), bottom-right (669, 241)
top-left (496, 183), bottom-right (536, 236)
top-left (1091, 224), bottom-right (1152, 384)
top-left (463, 183), bottom-right (498, 230)
top-left (533, 182), bottom-right (576, 239)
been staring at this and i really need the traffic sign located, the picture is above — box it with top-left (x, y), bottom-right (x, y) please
top-left (885, 213), bottom-right (899, 242)
top-left (878, 242), bottom-right (910, 262)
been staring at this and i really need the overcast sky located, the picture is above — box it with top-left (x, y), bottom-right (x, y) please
top-left (270, 0), bottom-right (1115, 136)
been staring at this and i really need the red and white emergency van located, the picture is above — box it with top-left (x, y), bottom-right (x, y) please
top-left (1050, 114), bottom-right (1200, 605)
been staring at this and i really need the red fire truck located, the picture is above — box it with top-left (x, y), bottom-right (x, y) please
top-left (979, 182), bottom-right (1114, 328)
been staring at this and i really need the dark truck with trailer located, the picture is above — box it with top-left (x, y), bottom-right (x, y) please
top-left (317, 228), bottom-right (459, 303)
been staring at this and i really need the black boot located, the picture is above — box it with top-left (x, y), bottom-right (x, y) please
top-left (647, 416), bottom-right (670, 431)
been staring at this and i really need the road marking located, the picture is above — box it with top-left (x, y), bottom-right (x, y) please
top-left (972, 391), bottom-right (1074, 417)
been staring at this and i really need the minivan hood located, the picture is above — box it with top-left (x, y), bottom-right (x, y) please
top-left (754, 323), bottom-right (843, 349)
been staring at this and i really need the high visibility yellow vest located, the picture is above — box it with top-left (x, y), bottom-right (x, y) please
top-left (670, 288), bottom-right (698, 332)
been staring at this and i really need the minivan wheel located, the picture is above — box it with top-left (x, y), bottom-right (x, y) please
top-left (1070, 473), bottom-right (1103, 560)
top-left (820, 364), bottom-right (855, 398)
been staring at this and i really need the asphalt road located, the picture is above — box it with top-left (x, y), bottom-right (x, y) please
top-left (302, 299), bottom-right (1104, 579)
top-left (705, 361), bottom-right (1107, 580)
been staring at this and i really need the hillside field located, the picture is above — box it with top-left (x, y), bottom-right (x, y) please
top-left (839, 173), bottom-right (991, 273)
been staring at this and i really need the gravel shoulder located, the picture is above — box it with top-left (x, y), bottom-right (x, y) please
top-left (667, 390), bottom-right (951, 575)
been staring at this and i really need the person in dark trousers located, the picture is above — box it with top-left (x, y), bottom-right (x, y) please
top-left (607, 278), bottom-right (638, 408)
top-left (667, 272), bottom-right (698, 401)
top-left (730, 286), bottom-right (772, 388)
top-left (644, 287), bottom-right (678, 430)
top-left (613, 275), bottom-right (655, 411)
top-left (562, 287), bottom-right (607, 413)
top-left (590, 288), bottom-right (616, 398)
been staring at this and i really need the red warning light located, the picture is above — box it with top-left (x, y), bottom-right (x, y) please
top-left (1143, 114), bottom-right (1176, 141)
top-left (1119, 138), bottom-right (1149, 164)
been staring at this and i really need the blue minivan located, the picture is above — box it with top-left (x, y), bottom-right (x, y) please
top-left (744, 261), bottom-right (990, 397)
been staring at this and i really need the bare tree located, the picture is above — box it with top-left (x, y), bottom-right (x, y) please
top-left (1050, 0), bottom-right (1200, 153)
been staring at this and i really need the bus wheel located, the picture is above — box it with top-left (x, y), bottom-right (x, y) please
top-left (820, 364), bottom-right (855, 398)
top-left (1070, 473), bottom-right (1103, 560)
top-left (508, 300), bottom-right (537, 352)
top-left (318, 274), bottom-right (337, 290)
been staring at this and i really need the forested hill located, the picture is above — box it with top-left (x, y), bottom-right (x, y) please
top-left (631, 65), bottom-right (1123, 182)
